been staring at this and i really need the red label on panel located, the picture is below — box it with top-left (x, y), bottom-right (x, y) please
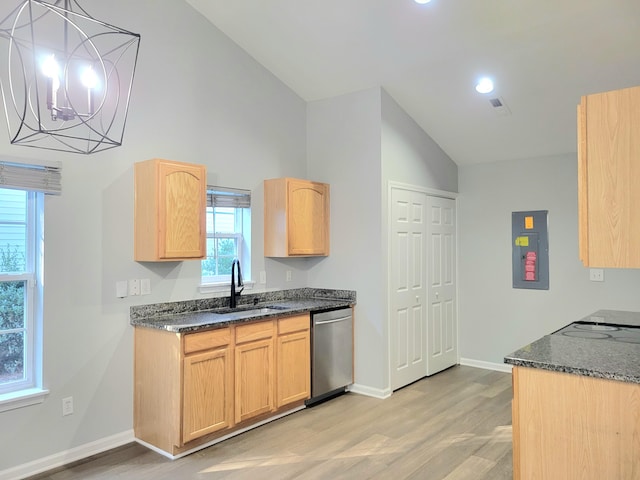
top-left (524, 250), bottom-right (537, 281)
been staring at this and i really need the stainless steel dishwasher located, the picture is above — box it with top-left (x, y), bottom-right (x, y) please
top-left (306, 307), bottom-right (353, 406)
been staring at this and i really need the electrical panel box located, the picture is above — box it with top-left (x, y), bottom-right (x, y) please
top-left (512, 210), bottom-right (549, 290)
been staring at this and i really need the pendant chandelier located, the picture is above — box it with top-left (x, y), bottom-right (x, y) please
top-left (0, 1), bottom-right (140, 154)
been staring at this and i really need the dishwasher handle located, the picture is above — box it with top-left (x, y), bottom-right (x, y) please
top-left (314, 315), bottom-right (351, 325)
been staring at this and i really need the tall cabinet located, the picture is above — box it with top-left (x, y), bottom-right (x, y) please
top-left (134, 158), bottom-right (206, 261)
top-left (578, 85), bottom-right (640, 267)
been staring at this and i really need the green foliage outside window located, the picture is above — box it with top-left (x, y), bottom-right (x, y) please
top-left (0, 243), bottom-right (25, 273)
top-left (0, 244), bottom-right (26, 383)
top-left (202, 238), bottom-right (236, 277)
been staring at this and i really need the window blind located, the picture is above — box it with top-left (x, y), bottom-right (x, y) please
top-left (207, 186), bottom-right (251, 208)
top-left (0, 158), bottom-right (62, 195)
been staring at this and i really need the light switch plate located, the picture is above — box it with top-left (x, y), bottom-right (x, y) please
top-left (140, 278), bottom-right (151, 295)
top-left (62, 396), bottom-right (73, 416)
top-left (116, 281), bottom-right (128, 298)
top-left (589, 269), bottom-right (604, 282)
top-left (129, 279), bottom-right (140, 296)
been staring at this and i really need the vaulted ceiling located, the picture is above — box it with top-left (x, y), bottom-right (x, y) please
top-left (186, 0), bottom-right (640, 165)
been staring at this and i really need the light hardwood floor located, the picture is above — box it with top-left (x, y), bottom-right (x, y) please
top-left (28, 366), bottom-right (513, 480)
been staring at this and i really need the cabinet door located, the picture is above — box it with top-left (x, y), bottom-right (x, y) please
top-left (182, 347), bottom-right (233, 444)
top-left (513, 366), bottom-right (640, 479)
top-left (287, 180), bottom-right (329, 256)
top-left (276, 330), bottom-right (310, 407)
top-left (235, 338), bottom-right (274, 424)
top-left (158, 161), bottom-right (206, 259)
top-left (579, 86), bottom-right (640, 267)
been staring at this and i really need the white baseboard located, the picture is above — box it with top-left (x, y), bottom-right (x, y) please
top-left (349, 361), bottom-right (512, 401)
top-left (348, 383), bottom-right (392, 399)
top-left (138, 405), bottom-right (306, 460)
top-left (459, 358), bottom-right (513, 373)
top-left (0, 430), bottom-right (134, 480)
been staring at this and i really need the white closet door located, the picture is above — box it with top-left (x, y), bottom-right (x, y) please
top-left (390, 187), bottom-right (427, 390)
top-left (426, 196), bottom-right (458, 376)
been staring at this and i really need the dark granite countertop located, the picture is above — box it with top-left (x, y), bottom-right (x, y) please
top-left (130, 288), bottom-right (355, 333)
top-left (504, 310), bottom-right (640, 384)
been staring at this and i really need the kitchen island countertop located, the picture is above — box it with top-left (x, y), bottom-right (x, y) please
top-left (130, 287), bottom-right (355, 333)
top-left (504, 309), bottom-right (640, 384)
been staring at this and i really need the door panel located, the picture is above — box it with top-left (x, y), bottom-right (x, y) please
top-left (159, 162), bottom-right (205, 259)
top-left (235, 339), bottom-right (274, 424)
top-left (390, 187), bottom-right (427, 390)
top-left (288, 180), bottom-right (329, 255)
top-left (182, 348), bottom-right (232, 444)
top-left (427, 196), bottom-right (457, 375)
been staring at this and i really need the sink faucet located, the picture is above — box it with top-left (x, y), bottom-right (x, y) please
top-left (230, 258), bottom-right (244, 308)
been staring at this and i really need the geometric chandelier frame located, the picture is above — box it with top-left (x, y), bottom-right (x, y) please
top-left (0, 1), bottom-right (140, 154)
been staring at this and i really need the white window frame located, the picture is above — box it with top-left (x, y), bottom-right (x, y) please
top-left (0, 190), bottom-right (48, 412)
top-left (203, 229), bottom-right (244, 284)
top-left (200, 187), bottom-right (252, 293)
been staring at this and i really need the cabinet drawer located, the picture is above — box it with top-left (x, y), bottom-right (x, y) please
top-left (184, 328), bottom-right (231, 354)
top-left (278, 314), bottom-right (310, 335)
top-left (236, 321), bottom-right (274, 344)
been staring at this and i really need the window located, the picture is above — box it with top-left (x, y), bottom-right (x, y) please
top-left (0, 158), bottom-right (60, 411)
top-left (0, 189), bottom-right (38, 395)
top-left (201, 187), bottom-right (251, 285)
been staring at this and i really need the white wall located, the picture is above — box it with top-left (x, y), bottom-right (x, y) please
top-left (306, 87), bottom-right (459, 396)
top-left (0, 0), bottom-right (307, 473)
top-left (306, 87), bottom-right (386, 392)
top-left (381, 90), bottom-right (457, 193)
top-left (458, 154), bottom-right (640, 366)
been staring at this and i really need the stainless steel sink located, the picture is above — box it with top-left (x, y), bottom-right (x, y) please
top-left (254, 307), bottom-right (286, 314)
top-left (209, 304), bottom-right (291, 319)
top-left (233, 307), bottom-right (286, 315)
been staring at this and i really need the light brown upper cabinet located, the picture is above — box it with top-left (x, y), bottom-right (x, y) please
top-left (264, 178), bottom-right (330, 257)
top-left (578, 85), bottom-right (640, 268)
top-left (134, 159), bottom-right (206, 261)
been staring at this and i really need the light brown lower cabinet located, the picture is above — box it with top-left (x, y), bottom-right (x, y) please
top-left (276, 315), bottom-right (311, 407)
top-left (234, 321), bottom-right (275, 424)
top-left (134, 314), bottom-right (310, 456)
top-left (512, 366), bottom-right (640, 480)
top-left (182, 347), bottom-right (233, 443)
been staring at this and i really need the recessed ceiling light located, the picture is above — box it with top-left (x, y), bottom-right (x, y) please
top-left (414, 0), bottom-right (432, 4)
top-left (475, 78), bottom-right (494, 94)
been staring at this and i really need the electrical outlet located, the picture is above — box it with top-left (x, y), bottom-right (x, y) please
top-left (286, 270), bottom-right (292, 282)
top-left (589, 269), bottom-right (604, 282)
top-left (62, 396), bottom-right (73, 416)
top-left (259, 271), bottom-right (266, 284)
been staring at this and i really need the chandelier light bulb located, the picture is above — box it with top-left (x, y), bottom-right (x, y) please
top-left (41, 54), bottom-right (59, 79)
top-left (81, 66), bottom-right (99, 89)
